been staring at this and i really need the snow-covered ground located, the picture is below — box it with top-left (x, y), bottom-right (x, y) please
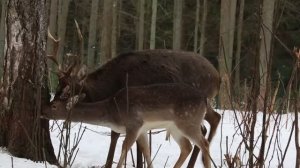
top-left (0, 110), bottom-right (298, 168)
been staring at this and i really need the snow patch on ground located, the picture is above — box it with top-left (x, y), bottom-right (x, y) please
top-left (0, 110), bottom-right (298, 168)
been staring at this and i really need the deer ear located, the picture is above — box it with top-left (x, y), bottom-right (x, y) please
top-left (66, 93), bottom-right (86, 110)
top-left (78, 93), bottom-right (86, 101)
top-left (77, 65), bottom-right (87, 80)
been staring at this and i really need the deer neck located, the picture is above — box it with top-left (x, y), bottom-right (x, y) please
top-left (63, 100), bottom-right (116, 126)
top-left (83, 76), bottom-right (119, 102)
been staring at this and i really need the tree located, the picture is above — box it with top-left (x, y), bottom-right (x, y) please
top-left (199, 0), bottom-right (208, 57)
top-left (100, 0), bottom-right (114, 65)
top-left (47, 0), bottom-right (58, 56)
top-left (194, 0), bottom-right (200, 53)
top-left (257, 0), bottom-right (275, 167)
top-left (173, 0), bottom-right (183, 50)
top-left (46, 0), bottom-right (58, 92)
top-left (57, 0), bottom-right (70, 63)
top-left (136, 0), bottom-right (145, 50)
top-left (0, 0), bottom-right (57, 164)
top-left (234, 0), bottom-right (245, 98)
top-left (87, 0), bottom-right (100, 68)
top-left (0, 0), bottom-right (7, 76)
top-left (218, 0), bottom-right (237, 109)
top-left (258, 0), bottom-right (275, 109)
top-left (149, 0), bottom-right (157, 49)
top-left (111, 0), bottom-right (118, 58)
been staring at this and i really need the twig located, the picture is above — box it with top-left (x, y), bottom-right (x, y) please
top-left (278, 121), bottom-right (295, 167)
top-left (151, 144), bottom-right (162, 167)
top-left (11, 157), bottom-right (13, 168)
top-left (163, 156), bottom-right (169, 168)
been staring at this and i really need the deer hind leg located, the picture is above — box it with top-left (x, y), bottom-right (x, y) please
top-left (117, 128), bottom-right (139, 168)
top-left (205, 105), bottom-right (221, 143)
top-left (177, 124), bottom-right (211, 168)
top-left (105, 131), bottom-right (120, 168)
top-left (187, 106), bottom-right (218, 168)
top-left (136, 133), bottom-right (153, 168)
top-left (171, 131), bottom-right (192, 168)
top-left (187, 125), bottom-right (207, 168)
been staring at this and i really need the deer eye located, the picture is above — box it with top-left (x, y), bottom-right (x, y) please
top-left (59, 86), bottom-right (71, 100)
top-left (60, 94), bottom-right (69, 100)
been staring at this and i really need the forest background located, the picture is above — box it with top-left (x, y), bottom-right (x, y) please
top-left (0, 0), bottom-right (299, 107)
top-left (0, 0), bottom-right (300, 167)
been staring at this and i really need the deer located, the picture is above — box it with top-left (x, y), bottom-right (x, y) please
top-left (43, 83), bottom-right (212, 168)
top-left (49, 49), bottom-right (221, 168)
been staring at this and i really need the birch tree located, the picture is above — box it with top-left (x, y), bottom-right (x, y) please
top-left (150, 0), bottom-right (157, 49)
top-left (258, 0), bottom-right (275, 108)
top-left (100, 0), bottom-right (114, 65)
top-left (136, 0), bottom-right (145, 50)
top-left (87, 0), bottom-right (100, 68)
top-left (218, 0), bottom-right (237, 109)
top-left (199, 0), bottom-right (208, 57)
top-left (111, 0), bottom-right (118, 58)
top-left (57, 0), bottom-right (70, 63)
top-left (234, 0), bottom-right (245, 97)
top-left (173, 0), bottom-right (183, 50)
top-left (194, 0), bottom-right (200, 53)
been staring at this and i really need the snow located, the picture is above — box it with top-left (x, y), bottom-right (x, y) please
top-left (0, 110), bottom-right (299, 168)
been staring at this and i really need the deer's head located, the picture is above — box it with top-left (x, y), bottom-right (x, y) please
top-left (43, 94), bottom-right (85, 120)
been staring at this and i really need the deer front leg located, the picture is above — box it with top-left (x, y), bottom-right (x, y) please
top-left (136, 143), bottom-right (143, 168)
top-left (178, 125), bottom-right (211, 168)
top-left (105, 131), bottom-right (120, 168)
top-left (171, 133), bottom-right (192, 168)
top-left (117, 128), bottom-right (140, 168)
top-left (136, 133), bottom-right (153, 168)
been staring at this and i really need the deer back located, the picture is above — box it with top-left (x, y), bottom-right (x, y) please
top-left (55, 49), bottom-right (220, 102)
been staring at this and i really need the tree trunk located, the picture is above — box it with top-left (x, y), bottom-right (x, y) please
top-left (100, 0), bottom-right (114, 65)
top-left (0, 0), bottom-right (7, 76)
top-left (218, 0), bottom-right (237, 109)
top-left (258, 0), bottom-right (275, 109)
top-left (173, 0), bottom-right (183, 50)
top-left (234, 0), bottom-right (245, 99)
top-left (46, 0), bottom-right (58, 93)
top-left (295, 68), bottom-right (300, 168)
top-left (258, 0), bottom-right (275, 167)
top-left (47, 0), bottom-right (58, 56)
top-left (0, 0), bottom-right (57, 164)
top-left (57, 0), bottom-right (70, 63)
top-left (87, 0), bottom-right (100, 68)
top-left (199, 0), bottom-right (208, 57)
top-left (193, 0), bottom-right (200, 53)
top-left (149, 0), bottom-right (157, 49)
top-left (111, 0), bottom-right (118, 58)
top-left (136, 0), bottom-right (145, 50)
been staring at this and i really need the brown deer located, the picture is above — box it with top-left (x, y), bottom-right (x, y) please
top-left (51, 49), bottom-right (221, 168)
top-left (43, 83), bottom-right (212, 168)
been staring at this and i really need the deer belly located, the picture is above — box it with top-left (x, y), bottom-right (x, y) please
top-left (103, 122), bottom-right (126, 134)
top-left (139, 121), bottom-right (175, 133)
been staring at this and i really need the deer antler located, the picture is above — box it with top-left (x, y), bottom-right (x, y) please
top-left (293, 47), bottom-right (300, 59)
top-left (293, 47), bottom-right (300, 67)
top-left (47, 29), bottom-right (60, 67)
top-left (47, 29), bottom-right (77, 79)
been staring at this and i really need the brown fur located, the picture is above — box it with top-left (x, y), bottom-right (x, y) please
top-left (53, 49), bottom-right (221, 168)
top-left (45, 84), bottom-right (212, 168)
